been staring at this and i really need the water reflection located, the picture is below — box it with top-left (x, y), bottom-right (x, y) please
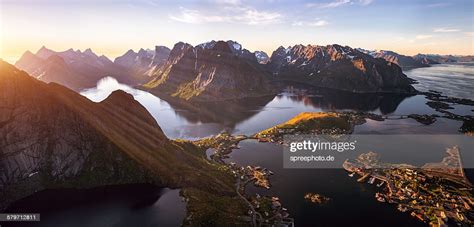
top-left (280, 86), bottom-right (410, 114)
top-left (81, 77), bottom-right (416, 138)
top-left (163, 94), bottom-right (276, 126)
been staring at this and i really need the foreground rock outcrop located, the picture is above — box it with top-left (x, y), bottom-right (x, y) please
top-left (0, 61), bottom-right (235, 212)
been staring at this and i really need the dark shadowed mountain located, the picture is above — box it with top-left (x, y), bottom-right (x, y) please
top-left (358, 49), bottom-right (431, 69)
top-left (143, 40), bottom-right (275, 102)
top-left (15, 47), bottom-right (133, 91)
top-left (0, 60), bottom-right (235, 211)
top-left (114, 46), bottom-right (171, 83)
top-left (267, 44), bottom-right (416, 93)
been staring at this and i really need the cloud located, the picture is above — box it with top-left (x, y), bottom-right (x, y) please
top-left (292, 19), bottom-right (329, 27)
top-left (213, 0), bottom-right (241, 5)
top-left (433, 28), bottom-right (460, 33)
top-left (358, 0), bottom-right (374, 5)
top-left (306, 0), bottom-right (351, 8)
top-left (306, 0), bottom-right (374, 8)
top-left (169, 6), bottom-right (282, 25)
top-left (465, 32), bottom-right (474, 37)
top-left (427, 2), bottom-right (451, 8)
top-left (415, 35), bottom-right (433, 40)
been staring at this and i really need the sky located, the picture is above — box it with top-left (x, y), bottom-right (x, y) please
top-left (0, 0), bottom-right (473, 63)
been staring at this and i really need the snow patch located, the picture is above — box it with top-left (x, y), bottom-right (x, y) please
top-left (232, 43), bottom-right (241, 50)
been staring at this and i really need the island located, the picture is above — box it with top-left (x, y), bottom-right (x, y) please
top-left (304, 193), bottom-right (331, 205)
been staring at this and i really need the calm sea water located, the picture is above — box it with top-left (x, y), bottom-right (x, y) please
top-left (80, 64), bottom-right (473, 139)
top-left (8, 64), bottom-right (473, 227)
top-left (405, 63), bottom-right (474, 100)
top-left (5, 185), bottom-right (186, 227)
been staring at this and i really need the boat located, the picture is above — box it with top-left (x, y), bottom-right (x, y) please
top-left (375, 193), bottom-right (386, 202)
top-left (368, 177), bottom-right (375, 184)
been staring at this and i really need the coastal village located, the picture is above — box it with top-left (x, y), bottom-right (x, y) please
top-left (194, 108), bottom-right (473, 227)
top-left (194, 132), bottom-right (295, 227)
top-left (343, 148), bottom-right (473, 226)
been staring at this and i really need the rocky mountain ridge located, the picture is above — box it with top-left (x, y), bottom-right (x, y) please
top-left (15, 41), bottom-right (430, 98)
top-left (267, 44), bottom-right (416, 93)
top-left (413, 54), bottom-right (474, 63)
top-left (357, 49), bottom-right (431, 69)
top-left (143, 40), bottom-right (275, 102)
top-left (114, 45), bottom-right (171, 83)
top-left (15, 47), bottom-right (131, 91)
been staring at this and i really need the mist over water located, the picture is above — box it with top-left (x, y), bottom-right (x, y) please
top-left (405, 63), bottom-right (474, 99)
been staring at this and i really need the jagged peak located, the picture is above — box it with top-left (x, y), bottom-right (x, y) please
top-left (20, 50), bottom-right (35, 58)
top-left (125, 49), bottom-right (136, 54)
top-left (155, 45), bottom-right (170, 51)
top-left (84, 48), bottom-right (93, 54)
top-left (212, 40), bottom-right (232, 53)
top-left (173, 41), bottom-right (192, 49)
top-left (226, 40), bottom-right (242, 51)
top-left (276, 46), bottom-right (286, 50)
top-left (36, 45), bottom-right (53, 55)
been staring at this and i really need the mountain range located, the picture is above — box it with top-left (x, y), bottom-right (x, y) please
top-left (268, 44), bottom-right (415, 93)
top-left (17, 40), bottom-right (474, 100)
top-left (358, 49), bottom-right (431, 69)
top-left (358, 49), bottom-right (474, 68)
top-left (413, 54), bottom-right (474, 64)
top-left (114, 46), bottom-right (171, 83)
top-left (143, 40), bottom-right (275, 102)
top-left (15, 47), bottom-right (131, 91)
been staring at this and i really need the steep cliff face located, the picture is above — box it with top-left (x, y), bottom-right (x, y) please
top-left (0, 61), bottom-right (234, 211)
top-left (268, 44), bottom-right (416, 93)
top-left (114, 46), bottom-right (171, 83)
top-left (144, 40), bottom-right (275, 102)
